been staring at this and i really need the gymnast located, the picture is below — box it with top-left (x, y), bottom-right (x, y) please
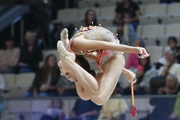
top-left (57, 25), bottom-right (149, 105)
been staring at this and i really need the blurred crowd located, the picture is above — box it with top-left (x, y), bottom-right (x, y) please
top-left (0, 0), bottom-right (180, 120)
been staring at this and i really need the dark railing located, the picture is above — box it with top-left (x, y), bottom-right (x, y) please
top-left (0, 95), bottom-right (180, 120)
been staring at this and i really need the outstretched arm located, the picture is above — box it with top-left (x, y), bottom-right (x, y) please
top-left (73, 36), bottom-right (149, 59)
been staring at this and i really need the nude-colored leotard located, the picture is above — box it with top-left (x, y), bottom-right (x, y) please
top-left (67, 26), bottom-right (124, 72)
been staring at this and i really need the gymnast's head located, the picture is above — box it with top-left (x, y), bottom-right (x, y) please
top-left (58, 55), bottom-right (96, 82)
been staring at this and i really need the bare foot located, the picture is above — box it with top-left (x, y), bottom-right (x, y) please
top-left (57, 41), bottom-right (75, 61)
top-left (60, 28), bottom-right (69, 48)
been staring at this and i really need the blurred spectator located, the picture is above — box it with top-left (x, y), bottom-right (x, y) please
top-left (57, 75), bottom-right (76, 96)
top-left (0, 37), bottom-right (20, 73)
top-left (18, 31), bottom-right (43, 73)
top-left (114, 0), bottom-right (140, 30)
top-left (157, 74), bottom-right (178, 95)
top-left (25, 54), bottom-right (59, 97)
top-left (40, 99), bottom-right (66, 120)
top-left (122, 12), bottom-right (136, 46)
top-left (84, 9), bottom-right (98, 26)
top-left (157, 36), bottom-right (180, 67)
top-left (98, 83), bottom-right (128, 120)
top-left (125, 37), bottom-right (145, 72)
top-left (148, 76), bottom-right (166, 94)
top-left (69, 99), bottom-right (101, 120)
top-left (158, 49), bottom-right (180, 83)
top-left (124, 56), bottom-right (158, 95)
top-left (34, 27), bottom-right (44, 49)
top-left (135, 56), bottom-right (158, 94)
top-left (169, 92), bottom-right (180, 120)
top-left (139, 74), bottom-right (178, 120)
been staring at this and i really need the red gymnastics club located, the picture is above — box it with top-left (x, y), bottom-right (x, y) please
top-left (130, 82), bottom-right (137, 118)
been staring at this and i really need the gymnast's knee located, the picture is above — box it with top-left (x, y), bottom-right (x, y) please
top-left (92, 96), bottom-right (108, 106)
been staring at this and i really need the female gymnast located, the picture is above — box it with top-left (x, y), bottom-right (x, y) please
top-left (57, 25), bottom-right (149, 106)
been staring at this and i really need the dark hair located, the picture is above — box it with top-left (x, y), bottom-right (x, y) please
top-left (51, 99), bottom-right (63, 109)
top-left (41, 54), bottom-right (57, 83)
top-left (167, 36), bottom-right (178, 45)
top-left (5, 36), bottom-right (14, 42)
top-left (137, 56), bottom-right (151, 84)
top-left (139, 56), bottom-right (151, 73)
top-left (84, 9), bottom-right (98, 26)
top-left (75, 55), bottom-right (96, 77)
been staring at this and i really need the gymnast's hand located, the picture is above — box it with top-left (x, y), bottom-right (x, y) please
top-left (136, 47), bottom-right (150, 59)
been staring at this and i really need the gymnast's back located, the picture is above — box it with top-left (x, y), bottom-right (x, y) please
top-left (72, 26), bottom-right (119, 44)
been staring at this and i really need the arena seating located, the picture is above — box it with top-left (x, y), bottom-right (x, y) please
top-left (2, 0), bottom-right (180, 120)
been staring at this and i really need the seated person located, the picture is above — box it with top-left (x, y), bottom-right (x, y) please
top-left (157, 36), bottom-right (180, 68)
top-left (25, 54), bottom-right (59, 97)
top-left (0, 37), bottom-right (20, 73)
top-left (114, 0), bottom-right (140, 30)
top-left (84, 9), bottom-right (98, 27)
top-left (57, 75), bottom-right (76, 96)
top-left (122, 12), bottom-right (136, 46)
top-left (40, 99), bottom-right (66, 120)
top-left (69, 99), bottom-right (101, 120)
top-left (98, 83), bottom-right (128, 120)
top-left (18, 31), bottom-right (43, 73)
top-left (124, 56), bottom-right (158, 95)
top-left (125, 37), bottom-right (145, 72)
top-left (158, 49), bottom-right (180, 83)
top-left (139, 74), bottom-right (178, 120)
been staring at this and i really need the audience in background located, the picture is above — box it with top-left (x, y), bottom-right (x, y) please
top-left (122, 12), bottom-right (136, 46)
top-left (149, 76), bottom-right (166, 94)
top-left (114, 0), bottom-right (140, 30)
top-left (25, 54), bottom-right (59, 97)
top-left (84, 9), bottom-right (98, 26)
top-left (40, 99), bottom-right (66, 120)
top-left (98, 83), bottom-right (128, 120)
top-left (139, 74), bottom-right (178, 120)
top-left (124, 56), bottom-right (158, 95)
top-left (157, 36), bottom-right (180, 67)
top-left (18, 31), bottom-right (43, 73)
top-left (126, 37), bottom-right (145, 72)
top-left (69, 99), bottom-right (101, 120)
top-left (57, 75), bottom-right (76, 96)
top-left (169, 91), bottom-right (180, 120)
top-left (158, 49), bottom-right (180, 83)
top-left (0, 37), bottom-right (20, 73)
top-left (135, 56), bottom-right (158, 94)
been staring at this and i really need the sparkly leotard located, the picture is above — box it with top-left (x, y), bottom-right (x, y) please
top-left (67, 26), bottom-right (124, 72)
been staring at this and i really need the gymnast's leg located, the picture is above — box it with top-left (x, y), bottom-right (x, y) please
top-left (75, 82), bottom-right (90, 101)
top-left (58, 41), bottom-right (124, 105)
